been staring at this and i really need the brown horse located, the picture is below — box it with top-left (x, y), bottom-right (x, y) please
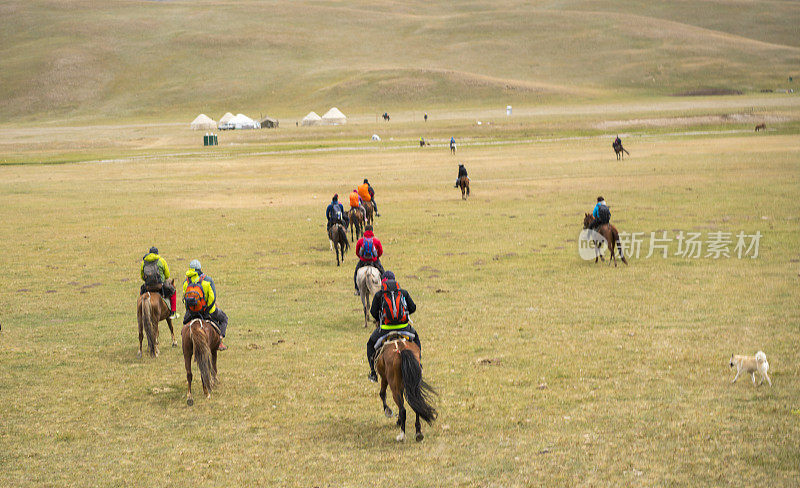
top-left (376, 336), bottom-right (437, 442)
top-left (182, 318), bottom-right (221, 406)
top-left (137, 279), bottom-right (176, 357)
top-left (458, 175), bottom-right (470, 200)
top-left (363, 200), bottom-right (374, 226)
top-left (583, 214), bottom-right (628, 267)
top-left (613, 141), bottom-right (629, 160)
top-left (755, 123), bottom-right (766, 131)
top-left (348, 207), bottom-right (364, 241)
top-left (328, 223), bottom-right (349, 266)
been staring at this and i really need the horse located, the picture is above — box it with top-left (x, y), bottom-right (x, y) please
top-left (613, 141), bottom-right (629, 160)
top-left (348, 207), bottom-right (364, 241)
top-left (755, 123), bottom-right (766, 131)
top-left (182, 318), bottom-right (221, 406)
top-left (382, 112), bottom-right (390, 122)
top-left (328, 223), bottom-right (349, 266)
top-left (363, 200), bottom-right (374, 226)
top-left (376, 335), bottom-right (437, 442)
top-left (450, 141), bottom-right (456, 154)
top-left (582, 214), bottom-right (628, 267)
top-left (137, 278), bottom-right (176, 357)
top-left (458, 175), bottom-right (470, 200)
top-left (357, 265), bottom-right (382, 328)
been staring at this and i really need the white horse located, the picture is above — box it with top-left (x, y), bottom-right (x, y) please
top-left (356, 266), bottom-right (382, 328)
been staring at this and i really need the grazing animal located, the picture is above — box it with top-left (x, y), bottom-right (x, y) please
top-left (137, 279), bottom-right (177, 357)
top-left (356, 265), bottom-right (382, 328)
top-left (348, 207), bottom-right (364, 241)
top-left (613, 141), bottom-right (629, 160)
top-left (363, 200), bottom-right (374, 227)
top-left (458, 175), bottom-right (470, 200)
top-left (730, 351), bottom-right (771, 386)
top-left (182, 318), bottom-right (221, 405)
top-left (376, 336), bottom-right (437, 442)
top-left (328, 223), bottom-right (349, 266)
top-left (582, 214), bottom-right (628, 267)
top-left (755, 123), bottom-right (766, 131)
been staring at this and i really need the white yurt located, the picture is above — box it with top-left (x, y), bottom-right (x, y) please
top-left (218, 112), bottom-right (234, 126)
top-left (190, 114), bottom-right (217, 131)
top-left (229, 113), bottom-right (259, 129)
top-left (371, 134), bottom-right (381, 141)
top-left (321, 107), bottom-right (347, 125)
top-left (301, 111), bottom-right (322, 126)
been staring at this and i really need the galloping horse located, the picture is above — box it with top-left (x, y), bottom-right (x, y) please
top-left (376, 335), bottom-right (437, 442)
top-left (583, 214), bottom-right (628, 267)
top-left (363, 201), bottom-right (374, 226)
top-left (356, 265), bottom-right (382, 328)
top-left (458, 175), bottom-right (470, 200)
top-left (182, 318), bottom-right (221, 406)
top-left (348, 207), bottom-right (364, 241)
top-left (328, 223), bottom-right (349, 266)
top-left (137, 278), bottom-right (176, 357)
top-left (613, 141), bottom-right (629, 160)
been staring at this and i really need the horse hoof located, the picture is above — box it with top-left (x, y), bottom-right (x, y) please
top-left (187, 398), bottom-right (193, 406)
top-left (137, 351), bottom-right (142, 358)
top-left (396, 432), bottom-right (406, 442)
top-left (206, 394), bottom-right (211, 399)
top-left (172, 342), bottom-right (177, 347)
top-left (415, 432), bottom-right (424, 442)
top-left (384, 408), bottom-right (393, 418)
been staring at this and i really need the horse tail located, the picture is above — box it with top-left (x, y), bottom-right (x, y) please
top-left (400, 349), bottom-right (437, 425)
top-left (338, 225), bottom-right (349, 253)
top-left (612, 227), bottom-right (628, 264)
top-left (191, 321), bottom-right (213, 392)
top-left (142, 293), bottom-right (157, 357)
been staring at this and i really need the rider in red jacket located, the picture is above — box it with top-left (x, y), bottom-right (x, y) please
top-left (354, 225), bottom-right (385, 294)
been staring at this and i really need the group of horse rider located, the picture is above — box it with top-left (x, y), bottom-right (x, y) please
top-left (326, 179), bottom-right (380, 231)
top-left (139, 248), bottom-right (229, 351)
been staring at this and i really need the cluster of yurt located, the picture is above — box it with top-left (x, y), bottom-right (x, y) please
top-left (219, 113), bottom-right (260, 130)
top-left (301, 107), bottom-right (347, 126)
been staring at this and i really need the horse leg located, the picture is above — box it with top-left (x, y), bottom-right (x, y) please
top-left (137, 316), bottom-right (143, 358)
top-left (167, 317), bottom-right (177, 347)
top-left (185, 346), bottom-right (194, 406)
top-left (394, 390), bottom-right (406, 442)
top-left (380, 377), bottom-right (392, 417)
top-left (211, 349), bottom-right (218, 387)
top-left (609, 237), bottom-right (617, 267)
top-left (415, 413), bottom-right (424, 442)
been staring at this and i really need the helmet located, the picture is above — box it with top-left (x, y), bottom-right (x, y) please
top-left (149, 246), bottom-right (158, 255)
top-left (382, 270), bottom-right (395, 281)
top-left (189, 259), bottom-right (202, 271)
top-left (363, 178), bottom-right (369, 184)
top-left (597, 196), bottom-right (604, 202)
top-left (333, 193), bottom-right (338, 201)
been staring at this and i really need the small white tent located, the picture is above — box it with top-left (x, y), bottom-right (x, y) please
top-left (218, 112), bottom-right (234, 126)
top-left (321, 107), bottom-right (347, 125)
top-left (229, 113), bottom-right (259, 129)
top-left (371, 134), bottom-right (381, 141)
top-left (191, 114), bottom-right (216, 131)
top-left (301, 111), bottom-right (322, 126)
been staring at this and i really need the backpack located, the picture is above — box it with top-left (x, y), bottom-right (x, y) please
top-left (361, 237), bottom-right (377, 259)
top-left (597, 205), bottom-right (611, 224)
top-left (332, 204), bottom-right (343, 221)
top-left (183, 279), bottom-right (207, 313)
top-left (142, 260), bottom-right (161, 286)
top-left (380, 281), bottom-right (408, 325)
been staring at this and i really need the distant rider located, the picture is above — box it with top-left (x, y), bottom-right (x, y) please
top-left (450, 137), bottom-right (456, 153)
top-left (326, 194), bottom-right (346, 231)
top-left (366, 271), bottom-right (420, 382)
top-left (354, 224), bottom-right (384, 295)
top-left (183, 260), bottom-right (229, 351)
top-left (140, 246), bottom-right (179, 320)
top-left (454, 163), bottom-right (469, 188)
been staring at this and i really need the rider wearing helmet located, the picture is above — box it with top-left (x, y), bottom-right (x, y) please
top-left (182, 259), bottom-right (229, 351)
top-left (326, 194), bottom-right (346, 231)
top-left (590, 196), bottom-right (610, 230)
top-left (353, 224), bottom-right (384, 295)
top-left (140, 246), bottom-right (178, 320)
top-left (365, 271), bottom-right (420, 382)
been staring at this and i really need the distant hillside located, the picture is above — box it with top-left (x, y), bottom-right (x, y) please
top-left (1, 0), bottom-right (798, 123)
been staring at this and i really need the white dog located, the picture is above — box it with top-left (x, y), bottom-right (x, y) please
top-left (729, 351), bottom-right (771, 386)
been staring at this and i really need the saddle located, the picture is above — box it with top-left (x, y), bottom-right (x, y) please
top-left (188, 317), bottom-right (221, 336)
top-left (374, 331), bottom-right (415, 354)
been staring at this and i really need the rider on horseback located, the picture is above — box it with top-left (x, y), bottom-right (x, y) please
top-left (183, 260), bottom-right (229, 351)
top-left (140, 246), bottom-right (179, 320)
top-left (614, 135), bottom-right (622, 148)
top-left (358, 179), bottom-right (380, 217)
top-left (366, 271), bottom-right (420, 383)
top-left (326, 194), bottom-right (346, 231)
top-left (354, 224), bottom-right (384, 295)
top-left (454, 163), bottom-right (469, 188)
top-left (589, 196), bottom-right (611, 230)
top-left (349, 189), bottom-right (366, 217)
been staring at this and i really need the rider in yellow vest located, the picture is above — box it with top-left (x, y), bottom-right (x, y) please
top-left (182, 260), bottom-right (229, 350)
top-left (140, 246), bottom-right (179, 320)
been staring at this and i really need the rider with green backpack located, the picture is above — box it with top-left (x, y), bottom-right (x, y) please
top-left (365, 271), bottom-right (420, 382)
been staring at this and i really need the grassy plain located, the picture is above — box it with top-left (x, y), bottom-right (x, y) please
top-left (1, 108), bottom-right (799, 486)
